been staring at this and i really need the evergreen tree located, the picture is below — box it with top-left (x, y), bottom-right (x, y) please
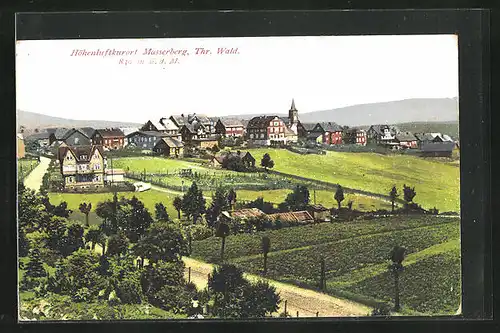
top-left (260, 153), bottom-right (275, 172)
top-left (334, 184), bottom-right (345, 209)
top-left (181, 182), bottom-right (206, 224)
top-left (155, 203), bottom-right (170, 222)
top-left (25, 248), bottom-right (47, 278)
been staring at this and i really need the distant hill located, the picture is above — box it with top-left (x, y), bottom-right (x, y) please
top-left (17, 110), bottom-right (141, 132)
top-left (224, 98), bottom-right (459, 126)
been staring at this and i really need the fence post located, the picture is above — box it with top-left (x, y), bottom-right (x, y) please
top-left (296, 311), bottom-right (299, 318)
top-left (284, 300), bottom-right (287, 316)
top-left (316, 311), bottom-right (319, 317)
top-left (188, 267), bottom-right (191, 283)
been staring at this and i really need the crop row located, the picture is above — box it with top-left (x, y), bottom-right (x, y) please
top-left (230, 222), bottom-right (459, 285)
top-left (345, 249), bottom-right (461, 315)
top-left (190, 216), bottom-right (459, 263)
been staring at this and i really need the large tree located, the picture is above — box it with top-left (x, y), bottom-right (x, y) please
top-left (155, 203), bottom-right (170, 222)
top-left (54, 248), bottom-right (107, 301)
top-left (207, 263), bottom-right (280, 318)
top-left (107, 231), bottom-right (130, 257)
top-left (334, 184), bottom-right (345, 209)
top-left (260, 153), bottom-right (275, 172)
top-left (181, 182), bottom-right (206, 224)
top-left (133, 222), bottom-right (188, 264)
top-left (402, 184), bottom-right (417, 211)
top-left (389, 246), bottom-right (406, 312)
top-left (124, 197), bottom-right (154, 242)
top-left (284, 185), bottom-right (310, 211)
top-left (173, 196), bottom-right (183, 219)
top-left (79, 202), bottom-right (92, 227)
top-left (216, 222), bottom-right (231, 262)
top-left (206, 187), bottom-right (231, 227)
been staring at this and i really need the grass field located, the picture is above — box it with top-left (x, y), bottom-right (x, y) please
top-left (190, 215), bottom-right (461, 315)
top-left (246, 149), bottom-right (460, 212)
top-left (48, 190), bottom-right (179, 225)
top-left (112, 150), bottom-right (459, 213)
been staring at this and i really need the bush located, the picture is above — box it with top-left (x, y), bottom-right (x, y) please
top-left (187, 224), bottom-right (213, 241)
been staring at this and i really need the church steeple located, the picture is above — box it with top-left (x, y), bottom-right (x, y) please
top-left (288, 98), bottom-right (299, 126)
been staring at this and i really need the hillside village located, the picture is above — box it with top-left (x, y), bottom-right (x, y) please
top-left (16, 99), bottom-right (461, 320)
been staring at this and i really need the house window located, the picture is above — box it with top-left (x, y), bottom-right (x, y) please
top-left (74, 138), bottom-right (79, 144)
top-left (249, 134), bottom-right (254, 139)
top-left (94, 164), bottom-right (101, 170)
top-left (260, 134), bottom-right (264, 139)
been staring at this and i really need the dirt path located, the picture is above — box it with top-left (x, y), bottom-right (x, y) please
top-left (183, 257), bottom-right (371, 318)
top-left (23, 156), bottom-right (51, 193)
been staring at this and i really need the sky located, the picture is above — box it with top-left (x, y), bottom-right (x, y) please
top-left (16, 35), bottom-right (458, 123)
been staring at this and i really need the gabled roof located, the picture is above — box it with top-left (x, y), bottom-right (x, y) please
top-left (301, 123), bottom-right (317, 131)
top-left (218, 118), bottom-right (245, 127)
top-left (414, 133), bottom-right (438, 142)
top-left (247, 116), bottom-right (279, 128)
top-left (395, 132), bottom-right (417, 142)
top-left (58, 145), bottom-right (104, 164)
top-left (182, 122), bottom-right (206, 133)
top-left (317, 122), bottom-right (343, 133)
top-left (158, 118), bottom-right (179, 131)
top-left (268, 211), bottom-right (314, 223)
top-left (50, 128), bottom-right (71, 140)
top-left (368, 124), bottom-right (398, 135)
top-left (95, 128), bottom-right (125, 138)
top-left (78, 127), bottom-right (96, 138)
top-left (170, 115), bottom-right (187, 127)
top-left (62, 128), bottom-right (90, 140)
top-left (228, 208), bottom-right (266, 219)
top-left (155, 136), bottom-right (184, 148)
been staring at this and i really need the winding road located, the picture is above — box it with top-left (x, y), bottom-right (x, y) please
top-left (183, 256), bottom-right (371, 318)
top-left (23, 156), bottom-right (51, 192)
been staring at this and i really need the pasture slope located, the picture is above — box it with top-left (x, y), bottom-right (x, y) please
top-left (112, 150), bottom-right (459, 213)
top-left (191, 216), bottom-right (461, 316)
top-left (246, 149), bottom-right (460, 213)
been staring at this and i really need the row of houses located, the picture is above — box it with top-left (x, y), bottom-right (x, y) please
top-left (22, 98), bottom-right (458, 163)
